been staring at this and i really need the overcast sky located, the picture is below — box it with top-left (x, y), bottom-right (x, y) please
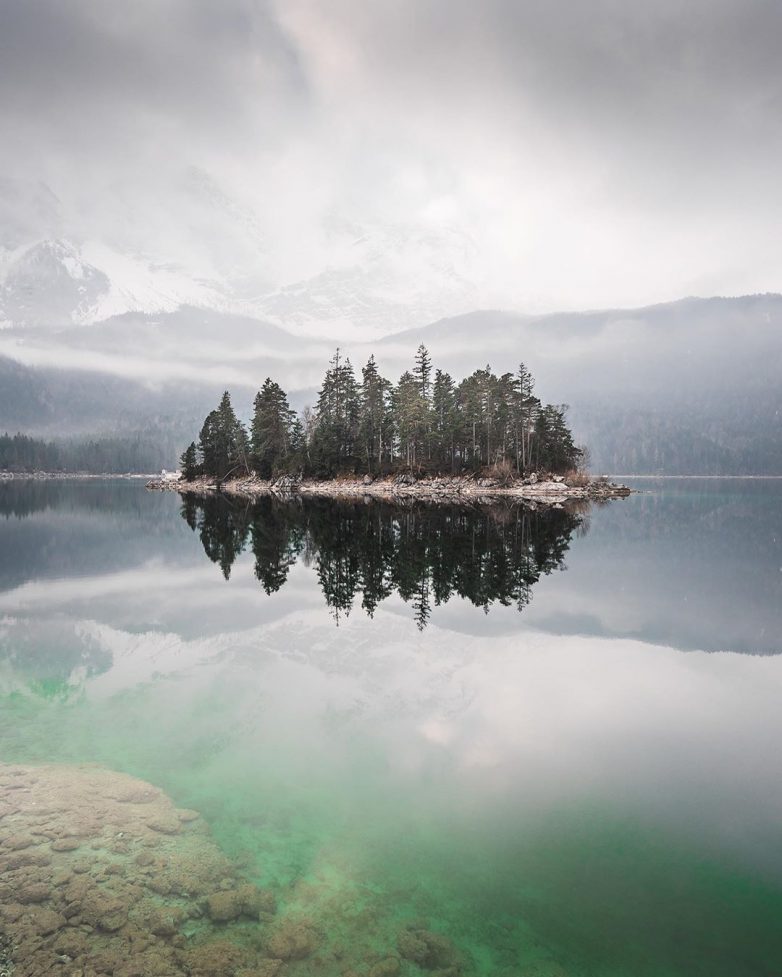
top-left (1, 0), bottom-right (781, 314)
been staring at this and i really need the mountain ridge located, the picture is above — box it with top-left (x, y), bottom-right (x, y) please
top-left (1, 292), bottom-right (780, 475)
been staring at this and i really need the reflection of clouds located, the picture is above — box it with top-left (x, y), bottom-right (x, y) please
top-left (419, 718), bottom-right (455, 747)
top-left (9, 597), bottom-right (782, 874)
top-left (63, 602), bottom-right (782, 799)
top-left (0, 555), bottom-right (321, 641)
top-left (0, 560), bottom-right (209, 609)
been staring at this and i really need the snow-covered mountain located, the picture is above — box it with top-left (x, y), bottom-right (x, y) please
top-left (256, 219), bottom-right (483, 339)
top-left (0, 239), bottom-right (109, 328)
top-left (0, 176), bottom-right (486, 338)
top-left (0, 237), bottom-right (241, 330)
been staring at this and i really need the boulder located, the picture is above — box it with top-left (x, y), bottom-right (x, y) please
top-left (146, 905), bottom-right (186, 937)
top-left (51, 837), bottom-right (81, 852)
top-left (237, 963), bottom-right (283, 977)
top-left (176, 809), bottom-right (200, 824)
top-left (185, 939), bottom-right (251, 977)
top-left (4, 835), bottom-right (35, 851)
top-left (146, 815), bottom-right (181, 835)
top-left (397, 927), bottom-right (461, 971)
top-left (17, 882), bottom-right (50, 904)
top-left (266, 920), bottom-right (321, 960)
top-left (25, 906), bottom-right (66, 936)
top-left (90, 894), bottom-right (129, 933)
top-left (206, 884), bottom-right (274, 922)
top-left (369, 956), bottom-right (402, 977)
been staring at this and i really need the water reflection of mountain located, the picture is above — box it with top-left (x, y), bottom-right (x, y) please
top-left (181, 495), bottom-right (587, 628)
top-left (0, 619), bottom-right (113, 698)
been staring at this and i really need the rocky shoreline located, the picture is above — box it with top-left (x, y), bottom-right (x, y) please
top-left (147, 472), bottom-right (632, 506)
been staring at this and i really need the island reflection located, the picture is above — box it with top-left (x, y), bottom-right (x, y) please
top-left (180, 494), bottom-right (589, 628)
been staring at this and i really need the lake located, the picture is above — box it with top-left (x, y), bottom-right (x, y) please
top-left (1, 477), bottom-right (781, 976)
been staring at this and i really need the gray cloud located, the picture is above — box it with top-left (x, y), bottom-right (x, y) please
top-left (0, 0), bottom-right (780, 317)
top-left (0, 1), bottom-right (306, 143)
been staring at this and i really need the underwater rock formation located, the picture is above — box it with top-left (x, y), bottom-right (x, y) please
top-left (0, 764), bottom-right (479, 977)
top-left (0, 764), bottom-right (287, 977)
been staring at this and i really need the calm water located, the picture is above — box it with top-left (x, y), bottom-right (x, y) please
top-left (1, 477), bottom-right (781, 975)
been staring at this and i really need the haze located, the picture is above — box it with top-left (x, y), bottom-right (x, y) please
top-left (2, 0), bottom-right (781, 330)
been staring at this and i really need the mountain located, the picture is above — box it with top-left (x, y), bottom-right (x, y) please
top-left (0, 173), bottom-right (265, 329)
top-left (377, 295), bottom-right (782, 474)
top-left (3, 294), bottom-right (781, 475)
top-left (0, 178), bottom-right (486, 340)
top-left (0, 173), bottom-right (780, 478)
top-left (0, 353), bottom-right (255, 471)
top-left (0, 239), bottom-right (110, 328)
top-left (0, 238), bottom-right (241, 329)
top-left (256, 219), bottom-right (482, 340)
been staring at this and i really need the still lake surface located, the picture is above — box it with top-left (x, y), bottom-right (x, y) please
top-left (1, 477), bottom-right (781, 975)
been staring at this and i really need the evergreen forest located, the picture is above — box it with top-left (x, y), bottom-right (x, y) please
top-left (182, 346), bottom-right (583, 481)
top-left (0, 432), bottom-right (170, 475)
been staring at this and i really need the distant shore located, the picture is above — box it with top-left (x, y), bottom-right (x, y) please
top-left (0, 471), bottom-right (156, 480)
top-left (609, 474), bottom-right (782, 479)
top-left (146, 472), bottom-right (633, 506)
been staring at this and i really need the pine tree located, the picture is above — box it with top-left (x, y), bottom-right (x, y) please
top-left (179, 441), bottom-right (199, 480)
top-left (432, 369), bottom-right (457, 471)
top-left (413, 344), bottom-right (433, 400)
top-left (288, 418), bottom-right (307, 472)
top-left (198, 410), bottom-right (221, 477)
top-left (251, 378), bottom-right (294, 477)
top-left (515, 363), bottom-right (538, 473)
top-left (535, 404), bottom-right (581, 472)
top-left (311, 349), bottom-right (360, 474)
top-left (197, 392), bottom-right (247, 479)
top-left (358, 355), bottom-right (390, 473)
top-left (392, 371), bottom-right (424, 467)
top-left (456, 372), bottom-right (483, 468)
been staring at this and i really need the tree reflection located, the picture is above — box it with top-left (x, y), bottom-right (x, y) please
top-left (181, 495), bottom-right (587, 628)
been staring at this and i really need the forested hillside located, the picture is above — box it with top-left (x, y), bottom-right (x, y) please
top-left (3, 295), bottom-right (781, 476)
top-left (0, 432), bottom-right (170, 474)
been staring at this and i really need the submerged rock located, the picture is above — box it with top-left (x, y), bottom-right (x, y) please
top-left (206, 884), bottom-right (275, 922)
top-left (237, 961), bottom-right (284, 977)
top-left (0, 764), bottom-right (284, 977)
top-left (184, 938), bottom-right (252, 976)
top-left (397, 925), bottom-right (463, 971)
top-left (369, 956), bottom-right (402, 977)
top-left (266, 918), bottom-right (321, 959)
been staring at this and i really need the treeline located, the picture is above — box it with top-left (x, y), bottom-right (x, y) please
top-left (0, 432), bottom-right (170, 474)
top-left (181, 495), bottom-right (583, 629)
top-left (182, 346), bottom-right (582, 480)
top-left (580, 403), bottom-right (782, 476)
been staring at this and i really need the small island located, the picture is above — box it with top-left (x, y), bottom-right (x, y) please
top-left (149, 345), bottom-right (630, 505)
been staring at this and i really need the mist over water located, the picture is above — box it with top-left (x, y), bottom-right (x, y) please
top-left (1, 479), bottom-right (782, 975)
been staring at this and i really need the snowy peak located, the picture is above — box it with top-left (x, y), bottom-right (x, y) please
top-left (0, 238), bottom-right (238, 329)
top-left (0, 172), bottom-right (491, 337)
top-left (0, 239), bottom-right (110, 327)
top-left (258, 219), bottom-right (483, 338)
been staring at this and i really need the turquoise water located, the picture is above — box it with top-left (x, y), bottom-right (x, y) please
top-left (1, 478), bottom-right (782, 974)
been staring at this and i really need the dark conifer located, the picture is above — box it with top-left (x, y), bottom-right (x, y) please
top-left (180, 441), bottom-right (199, 481)
top-left (251, 378), bottom-right (294, 477)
